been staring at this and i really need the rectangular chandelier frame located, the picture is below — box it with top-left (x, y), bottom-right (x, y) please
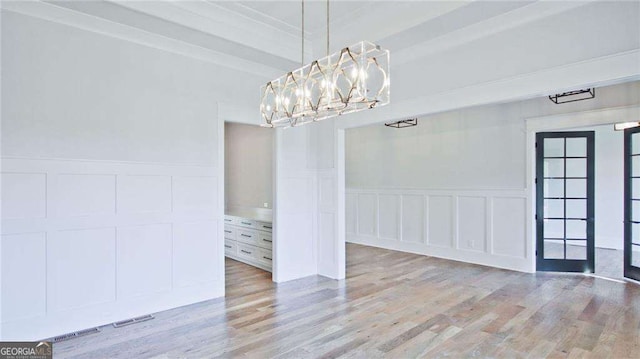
top-left (260, 41), bottom-right (390, 128)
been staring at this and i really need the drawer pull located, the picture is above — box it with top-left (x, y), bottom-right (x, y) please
top-left (263, 256), bottom-right (272, 261)
top-left (225, 245), bottom-right (232, 248)
top-left (262, 225), bottom-right (272, 229)
top-left (224, 230), bottom-right (232, 233)
top-left (241, 221), bottom-right (252, 225)
top-left (241, 250), bottom-right (252, 254)
top-left (262, 239), bottom-right (272, 243)
top-left (224, 219), bottom-right (232, 222)
top-left (240, 234), bottom-right (252, 238)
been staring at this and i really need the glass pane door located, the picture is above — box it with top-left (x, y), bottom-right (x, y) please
top-left (624, 127), bottom-right (640, 281)
top-left (536, 131), bottom-right (595, 272)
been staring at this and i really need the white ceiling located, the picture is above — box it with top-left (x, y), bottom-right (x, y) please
top-left (218, 1), bottom-right (372, 35)
top-left (32, 0), bottom-right (533, 71)
top-left (4, 1), bottom-right (638, 125)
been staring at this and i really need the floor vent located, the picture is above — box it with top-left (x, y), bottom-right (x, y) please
top-left (113, 314), bottom-right (154, 328)
top-left (52, 327), bottom-right (100, 343)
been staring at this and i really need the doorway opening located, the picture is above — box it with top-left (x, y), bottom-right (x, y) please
top-left (536, 131), bottom-right (595, 273)
top-left (535, 124), bottom-right (625, 280)
top-left (223, 122), bottom-right (275, 295)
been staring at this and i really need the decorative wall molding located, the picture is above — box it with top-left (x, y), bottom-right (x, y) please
top-left (346, 188), bottom-right (532, 273)
top-left (1, 157), bottom-right (222, 340)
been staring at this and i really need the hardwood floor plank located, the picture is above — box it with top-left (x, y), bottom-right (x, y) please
top-left (53, 243), bottom-right (640, 358)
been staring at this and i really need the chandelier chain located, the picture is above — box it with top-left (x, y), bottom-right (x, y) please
top-left (326, 0), bottom-right (329, 56)
top-left (301, 0), bottom-right (305, 65)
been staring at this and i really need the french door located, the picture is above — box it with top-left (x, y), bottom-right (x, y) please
top-left (624, 127), bottom-right (640, 281)
top-left (536, 131), bottom-right (595, 272)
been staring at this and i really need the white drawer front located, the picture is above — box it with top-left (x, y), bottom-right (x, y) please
top-left (236, 229), bottom-right (258, 246)
top-left (256, 232), bottom-right (272, 250)
top-left (224, 216), bottom-right (237, 225)
top-left (257, 248), bottom-right (273, 267)
top-left (224, 240), bottom-right (237, 256)
top-left (224, 226), bottom-right (236, 240)
top-left (255, 221), bottom-right (272, 232)
top-left (237, 243), bottom-right (259, 262)
top-left (237, 219), bottom-right (256, 229)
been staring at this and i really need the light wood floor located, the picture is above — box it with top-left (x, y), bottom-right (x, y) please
top-left (54, 243), bottom-right (640, 358)
top-left (544, 244), bottom-right (625, 280)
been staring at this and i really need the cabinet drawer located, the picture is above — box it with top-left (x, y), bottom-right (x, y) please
top-left (256, 232), bottom-right (273, 250)
top-left (255, 221), bottom-right (273, 232)
top-left (237, 219), bottom-right (256, 229)
top-left (257, 248), bottom-right (273, 267)
top-left (223, 226), bottom-right (236, 240)
top-left (236, 229), bottom-right (258, 246)
top-left (224, 216), bottom-right (237, 225)
top-left (237, 243), bottom-right (259, 262)
top-left (224, 240), bottom-right (237, 256)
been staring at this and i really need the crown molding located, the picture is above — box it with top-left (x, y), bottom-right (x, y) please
top-left (392, 0), bottom-right (597, 67)
top-left (113, 0), bottom-right (312, 64)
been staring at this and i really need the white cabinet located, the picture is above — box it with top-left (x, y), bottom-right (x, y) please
top-left (224, 214), bottom-right (272, 272)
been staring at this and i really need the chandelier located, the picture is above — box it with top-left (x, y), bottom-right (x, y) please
top-left (260, 1), bottom-right (390, 128)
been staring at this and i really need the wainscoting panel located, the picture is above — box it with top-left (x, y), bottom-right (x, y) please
top-left (116, 223), bottom-right (173, 299)
top-left (428, 196), bottom-right (454, 248)
top-left (47, 227), bottom-right (117, 312)
top-left (318, 211), bottom-right (336, 268)
top-left (56, 174), bottom-right (116, 217)
top-left (319, 176), bottom-right (335, 208)
top-left (172, 176), bottom-right (217, 216)
top-left (378, 194), bottom-right (399, 240)
top-left (0, 173), bottom-right (47, 219)
top-left (345, 193), bottom-right (357, 235)
top-left (0, 232), bottom-right (47, 321)
top-left (0, 158), bottom-right (222, 340)
top-left (117, 175), bottom-right (172, 214)
top-left (457, 196), bottom-right (487, 252)
top-left (347, 188), bottom-right (530, 272)
top-left (317, 170), bottom-right (339, 278)
top-left (492, 197), bottom-right (527, 258)
top-left (357, 193), bottom-right (377, 237)
top-left (173, 221), bottom-right (219, 287)
top-left (401, 195), bottom-right (424, 243)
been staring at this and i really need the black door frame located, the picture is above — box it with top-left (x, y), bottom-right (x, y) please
top-left (623, 127), bottom-right (640, 281)
top-left (536, 131), bottom-right (595, 272)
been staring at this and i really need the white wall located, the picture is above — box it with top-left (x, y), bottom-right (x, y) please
top-left (345, 81), bottom-right (640, 272)
top-left (0, 11), bottom-right (240, 340)
top-left (273, 118), bottom-right (343, 282)
top-left (225, 122), bottom-right (273, 210)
